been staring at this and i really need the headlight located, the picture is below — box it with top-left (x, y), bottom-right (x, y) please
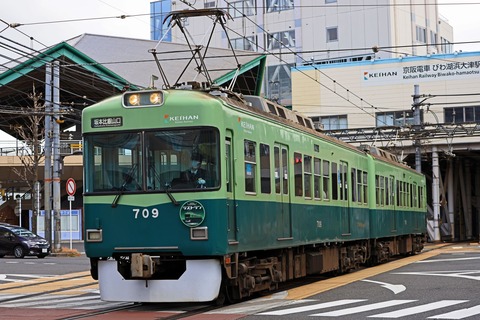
top-left (128, 94), bottom-right (140, 106)
top-left (149, 92), bottom-right (162, 104)
top-left (123, 90), bottom-right (164, 108)
top-left (86, 229), bottom-right (103, 242)
top-left (24, 241), bottom-right (39, 248)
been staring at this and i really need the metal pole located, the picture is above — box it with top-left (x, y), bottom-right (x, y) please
top-left (413, 84), bottom-right (422, 173)
top-left (432, 146), bottom-right (441, 241)
top-left (44, 64), bottom-right (52, 245)
top-left (447, 159), bottom-right (455, 240)
top-left (69, 199), bottom-right (72, 250)
top-left (52, 61), bottom-right (62, 252)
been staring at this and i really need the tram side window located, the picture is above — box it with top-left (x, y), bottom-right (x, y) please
top-left (385, 177), bottom-right (390, 206)
top-left (396, 181), bottom-right (401, 206)
top-left (260, 143), bottom-right (271, 194)
top-left (412, 183), bottom-right (418, 208)
top-left (399, 181), bottom-right (406, 207)
top-left (323, 160), bottom-right (330, 200)
top-left (274, 146), bottom-right (281, 194)
top-left (331, 162), bottom-right (338, 200)
top-left (294, 152), bottom-right (303, 196)
top-left (375, 175), bottom-right (380, 205)
top-left (408, 183), bottom-right (413, 208)
top-left (351, 168), bottom-right (357, 202)
top-left (383, 177), bottom-right (390, 206)
top-left (314, 157), bottom-right (321, 199)
top-left (339, 161), bottom-right (348, 201)
top-left (419, 186), bottom-right (424, 208)
top-left (282, 148), bottom-right (288, 195)
top-left (380, 176), bottom-right (385, 206)
top-left (362, 171), bottom-right (368, 204)
top-left (356, 169), bottom-right (362, 203)
top-left (304, 155), bottom-right (312, 198)
top-left (226, 138), bottom-right (232, 193)
top-left (388, 177), bottom-right (395, 206)
top-left (244, 140), bottom-right (257, 193)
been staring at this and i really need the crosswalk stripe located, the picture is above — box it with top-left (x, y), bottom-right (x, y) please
top-left (257, 299), bottom-right (366, 316)
top-left (1, 295), bottom-right (99, 308)
top-left (369, 300), bottom-right (469, 318)
top-left (428, 305), bottom-right (480, 319)
top-left (5, 274), bottom-right (54, 278)
top-left (311, 300), bottom-right (416, 317)
top-left (0, 292), bottom-right (130, 310)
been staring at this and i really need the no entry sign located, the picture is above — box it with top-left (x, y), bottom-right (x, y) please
top-left (66, 178), bottom-right (76, 196)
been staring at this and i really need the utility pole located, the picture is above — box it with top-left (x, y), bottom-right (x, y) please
top-left (44, 64), bottom-right (52, 246)
top-left (44, 61), bottom-right (62, 251)
top-left (412, 84), bottom-right (422, 173)
top-left (52, 61), bottom-right (62, 252)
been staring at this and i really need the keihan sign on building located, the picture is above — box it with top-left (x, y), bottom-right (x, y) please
top-left (362, 59), bottom-right (480, 86)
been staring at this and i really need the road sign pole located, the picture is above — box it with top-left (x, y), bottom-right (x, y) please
top-left (66, 178), bottom-right (76, 250)
top-left (69, 199), bottom-right (72, 250)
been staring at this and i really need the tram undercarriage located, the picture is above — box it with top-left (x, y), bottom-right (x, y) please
top-left (90, 234), bottom-right (424, 303)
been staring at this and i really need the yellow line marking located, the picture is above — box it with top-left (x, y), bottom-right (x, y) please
top-left (286, 248), bottom-right (442, 300)
top-left (0, 271), bottom-right (97, 295)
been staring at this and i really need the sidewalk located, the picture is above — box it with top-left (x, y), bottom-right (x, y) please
top-left (423, 240), bottom-right (480, 252)
top-left (50, 240), bottom-right (85, 256)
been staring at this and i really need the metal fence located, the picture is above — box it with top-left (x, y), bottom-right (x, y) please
top-left (0, 140), bottom-right (82, 156)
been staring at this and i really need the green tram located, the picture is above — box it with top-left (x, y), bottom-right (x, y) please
top-left (82, 87), bottom-right (426, 303)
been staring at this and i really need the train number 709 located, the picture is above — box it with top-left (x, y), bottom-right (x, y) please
top-left (133, 208), bottom-right (159, 219)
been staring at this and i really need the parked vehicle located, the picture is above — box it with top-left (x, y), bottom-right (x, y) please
top-left (0, 224), bottom-right (51, 258)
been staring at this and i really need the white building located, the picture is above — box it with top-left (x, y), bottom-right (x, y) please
top-left (150, 0), bottom-right (453, 105)
top-left (292, 51), bottom-right (480, 133)
top-left (292, 51), bottom-right (480, 242)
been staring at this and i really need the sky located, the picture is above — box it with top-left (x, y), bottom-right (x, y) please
top-left (1, 1), bottom-right (479, 56)
top-left (0, 0), bottom-right (479, 140)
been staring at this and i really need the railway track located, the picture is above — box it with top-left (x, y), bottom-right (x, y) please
top-left (0, 272), bottom-right (225, 319)
top-left (0, 271), bottom-right (97, 303)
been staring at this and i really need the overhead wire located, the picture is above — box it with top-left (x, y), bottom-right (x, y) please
top-left (203, 1), bottom-right (387, 124)
top-left (1, 2), bottom-right (479, 124)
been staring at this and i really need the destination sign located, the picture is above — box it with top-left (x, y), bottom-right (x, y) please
top-left (91, 117), bottom-right (123, 128)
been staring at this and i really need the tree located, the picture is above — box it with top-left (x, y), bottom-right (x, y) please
top-left (12, 84), bottom-right (45, 233)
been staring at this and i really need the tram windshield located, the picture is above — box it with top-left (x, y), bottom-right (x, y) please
top-left (84, 128), bottom-right (220, 193)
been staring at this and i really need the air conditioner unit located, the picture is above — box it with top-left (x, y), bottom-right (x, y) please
top-left (314, 122), bottom-right (324, 130)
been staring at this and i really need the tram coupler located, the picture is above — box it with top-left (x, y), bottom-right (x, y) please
top-left (131, 253), bottom-right (155, 278)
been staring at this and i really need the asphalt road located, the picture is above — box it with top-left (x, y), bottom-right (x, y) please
top-left (238, 245), bottom-right (480, 319)
top-left (1, 242), bottom-right (479, 320)
top-left (0, 241), bottom-right (88, 278)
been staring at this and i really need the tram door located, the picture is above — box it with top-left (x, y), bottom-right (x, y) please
top-left (225, 133), bottom-right (237, 242)
top-left (274, 144), bottom-right (292, 239)
top-left (390, 176), bottom-right (397, 232)
top-left (339, 161), bottom-right (351, 235)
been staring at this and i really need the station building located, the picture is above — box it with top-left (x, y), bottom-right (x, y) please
top-left (292, 51), bottom-right (480, 242)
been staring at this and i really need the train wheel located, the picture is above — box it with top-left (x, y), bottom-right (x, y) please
top-left (214, 291), bottom-right (226, 306)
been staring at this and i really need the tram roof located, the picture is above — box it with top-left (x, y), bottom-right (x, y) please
top-left (0, 33), bottom-right (265, 139)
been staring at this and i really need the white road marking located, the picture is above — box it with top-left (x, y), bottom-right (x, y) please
top-left (393, 270), bottom-right (480, 281)
top-left (361, 279), bottom-right (406, 294)
top-left (416, 257), bottom-right (480, 263)
top-left (311, 300), bottom-right (416, 317)
top-left (429, 305), bottom-right (480, 319)
top-left (257, 299), bottom-right (366, 316)
top-left (369, 300), bottom-right (469, 318)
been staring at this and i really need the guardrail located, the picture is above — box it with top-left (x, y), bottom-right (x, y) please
top-left (0, 140), bottom-right (82, 156)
